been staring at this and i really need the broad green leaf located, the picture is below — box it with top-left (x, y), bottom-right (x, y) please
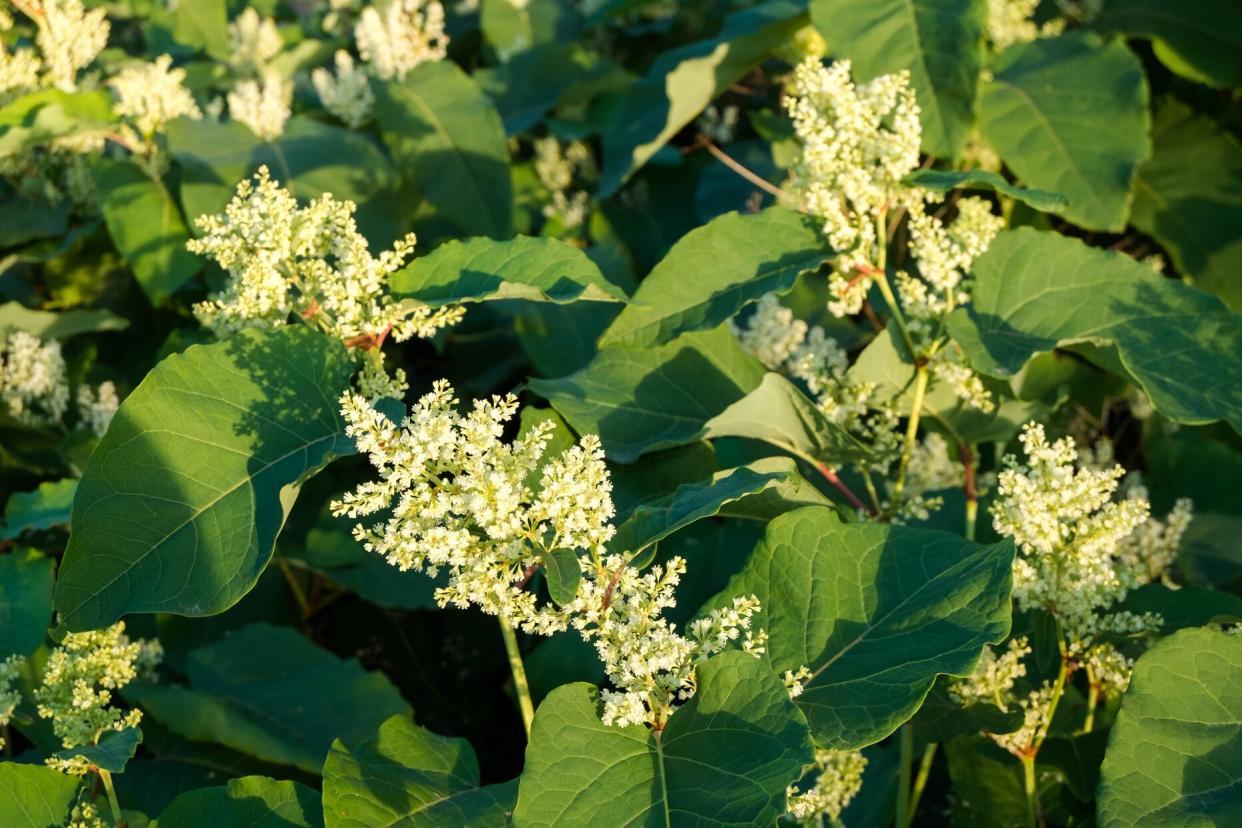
top-left (53, 327), bottom-right (356, 633)
top-left (168, 116), bottom-right (401, 244)
top-left (169, 0), bottom-right (230, 61)
top-left (512, 651), bottom-right (813, 826)
top-left (810, 0), bottom-right (983, 159)
top-left (52, 726), bottom-right (142, 774)
top-left (322, 714), bottom-right (515, 828)
top-left (1130, 99), bottom-right (1242, 312)
top-left (610, 457), bottom-right (833, 560)
top-left (0, 302), bottom-right (128, 339)
top-left (92, 157), bottom-right (201, 302)
top-left (1093, 0), bottom-right (1242, 88)
top-left (598, 0), bottom-right (807, 195)
top-left (978, 33), bottom-right (1150, 231)
top-left (0, 762), bottom-right (81, 827)
top-left (0, 89), bottom-right (116, 156)
top-left (0, 478), bottom-right (75, 539)
top-left (390, 235), bottom-right (625, 307)
top-left (0, 193), bottom-right (69, 247)
top-left (0, 549), bottom-right (53, 657)
top-left (540, 547), bottom-right (582, 607)
top-left (598, 206), bottom-right (825, 349)
top-left (1097, 627), bottom-right (1242, 827)
top-left (701, 506), bottom-right (1015, 748)
top-left (1118, 584), bottom-right (1242, 634)
top-left (947, 228), bottom-right (1242, 433)
top-left (480, 43), bottom-right (631, 135)
top-left (904, 168), bottom-right (1067, 212)
top-left (480, 0), bottom-right (578, 60)
top-left (127, 623), bottom-right (411, 774)
top-left (610, 442), bottom-right (718, 522)
top-left (704, 373), bottom-right (873, 465)
top-left (374, 62), bottom-right (513, 239)
top-left (157, 776), bottom-right (324, 828)
top-left (528, 327), bottom-right (765, 463)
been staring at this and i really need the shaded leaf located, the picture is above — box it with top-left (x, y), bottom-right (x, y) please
top-left (0, 89), bottom-right (116, 156)
top-left (1118, 584), bottom-right (1242, 633)
top-left (512, 651), bottom-right (813, 826)
top-left (598, 206), bottom-right (825, 349)
top-left (540, 547), bottom-right (581, 607)
top-left (52, 726), bottom-right (142, 774)
top-left (978, 33), bottom-right (1150, 231)
top-left (1097, 627), bottom-right (1242, 827)
top-left (0, 549), bottom-right (54, 657)
top-left (905, 168), bottom-right (1067, 212)
top-left (701, 506), bottom-right (1015, 748)
top-left (157, 776), bottom-right (324, 828)
top-left (0, 301), bottom-right (128, 339)
top-left (947, 228), bottom-right (1242, 433)
top-left (0, 478), bottom-right (75, 539)
top-left (53, 327), bottom-right (356, 633)
top-left (1093, 0), bottom-right (1242, 88)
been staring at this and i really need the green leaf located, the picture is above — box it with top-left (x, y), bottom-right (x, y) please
top-left (540, 547), bottom-right (582, 607)
top-left (704, 372), bottom-right (874, 465)
top-left (1130, 99), bottom-right (1242, 312)
top-left (701, 506), bottom-right (1015, 748)
top-left (945, 735), bottom-right (1065, 828)
top-left (169, 0), bottom-right (230, 61)
top-left (480, 44), bottom-right (631, 135)
top-left (598, 0), bottom-right (807, 194)
top-left (0, 302), bottom-right (128, 339)
top-left (512, 651), bottom-right (813, 826)
top-left (598, 206), bottom-right (824, 349)
top-left (978, 32), bottom-right (1150, 231)
top-left (0, 478), bottom-right (75, 539)
top-left (52, 726), bottom-right (142, 774)
top-left (1118, 584), bottom-right (1242, 633)
top-left (528, 327), bottom-right (765, 463)
top-left (911, 679), bottom-right (1021, 744)
top-left (0, 549), bottom-right (53, 657)
top-left (0, 762), bottom-right (81, 827)
top-left (53, 327), bottom-right (356, 633)
top-left (610, 457), bottom-right (833, 560)
top-left (323, 714), bottom-right (516, 827)
top-left (810, 0), bottom-right (983, 159)
top-left (1097, 627), bottom-right (1242, 827)
top-left (374, 62), bottom-right (513, 239)
top-left (390, 235), bottom-right (625, 307)
top-left (0, 89), bottom-right (116, 156)
top-left (92, 157), bottom-right (201, 302)
top-left (126, 623), bottom-right (411, 774)
top-left (0, 193), bottom-right (69, 247)
top-left (480, 0), bottom-right (578, 60)
top-left (904, 168), bottom-right (1067, 212)
top-left (168, 116), bottom-right (401, 245)
top-left (947, 228), bottom-right (1242, 433)
top-left (157, 776), bottom-right (324, 828)
top-left (1092, 0), bottom-right (1242, 88)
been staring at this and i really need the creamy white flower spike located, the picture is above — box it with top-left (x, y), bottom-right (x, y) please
top-left (354, 0), bottom-right (448, 81)
top-left (533, 136), bottom-right (594, 230)
top-left (0, 42), bottom-right (41, 104)
top-left (335, 382), bottom-right (762, 728)
top-left (227, 74), bottom-right (292, 140)
top-left (786, 748), bottom-right (867, 825)
top-left (313, 50), bottom-right (374, 128)
top-left (187, 166), bottom-right (462, 345)
top-left (0, 654), bottom-right (22, 752)
top-left (229, 7), bottom-right (283, 72)
top-left (951, 636), bottom-right (1031, 712)
top-left (990, 682), bottom-right (1056, 757)
top-left (76, 381), bottom-right (119, 437)
top-left (27, 0), bottom-right (110, 92)
top-left (35, 622), bottom-right (161, 775)
top-left (1, 329), bottom-right (69, 426)
top-left (109, 54), bottom-right (202, 139)
top-left (985, 0), bottom-right (1064, 50)
top-left (68, 802), bottom-right (105, 828)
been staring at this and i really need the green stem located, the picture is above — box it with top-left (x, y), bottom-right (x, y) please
top-left (99, 768), bottom-right (127, 828)
top-left (277, 557), bottom-right (311, 621)
top-left (907, 742), bottom-right (938, 826)
top-left (896, 724), bottom-right (913, 828)
top-left (499, 617), bottom-right (535, 737)
top-left (1081, 680), bottom-right (1099, 735)
top-left (962, 442), bottom-right (978, 541)
top-left (890, 365), bottom-right (930, 507)
top-left (872, 210), bottom-right (917, 359)
top-left (1020, 756), bottom-right (1038, 828)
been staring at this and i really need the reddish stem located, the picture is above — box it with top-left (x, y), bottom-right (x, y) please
top-left (816, 463), bottom-right (871, 514)
top-left (960, 444), bottom-right (978, 504)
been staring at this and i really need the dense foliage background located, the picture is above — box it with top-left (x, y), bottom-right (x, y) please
top-left (1, 0), bottom-right (1241, 826)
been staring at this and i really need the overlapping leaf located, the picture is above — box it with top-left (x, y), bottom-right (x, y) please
top-left (0, 763), bottom-right (81, 827)
top-left (157, 776), bottom-right (325, 828)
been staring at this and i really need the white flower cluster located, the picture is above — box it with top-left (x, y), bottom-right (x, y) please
top-left (697, 104), bottom-right (740, 145)
top-left (892, 432), bottom-right (964, 521)
top-left (76, 381), bottom-right (119, 437)
top-left (732, 294), bottom-right (900, 469)
top-left (0, 654), bottom-right (22, 751)
top-left (109, 54), bottom-right (202, 140)
top-left (1, 329), bottom-right (69, 427)
top-left (313, 50), bottom-right (374, 128)
top-left (985, 0), bottom-right (1064, 51)
top-left (785, 57), bottom-right (920, 312)
top-left (27, 0), bottom-right (109, 92)
top-left (227, 74), bottom-right (292, 140)
top-left (990, 682), bottom-right (1055, 757)
top-left (950, 636), bottom-right (1030, 712)
top-left (187, 167), bottom-right (463, 351)
top-left (355, 0), bottom-right (448, 81)
top-left (533, 136), bottom-right (594, 231)
top-left (229, 8), bottom-right (283, 73)
top-left (786, 748), bottom-right (868, 825)
top-left (335, 382), bottom-right (763, 728)
top-left (34, 622), bottom-right (161, 775)
top-left (68, 802), bottom-right (104, 828)
top-left (783, 665), bottom-right (813, 699)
